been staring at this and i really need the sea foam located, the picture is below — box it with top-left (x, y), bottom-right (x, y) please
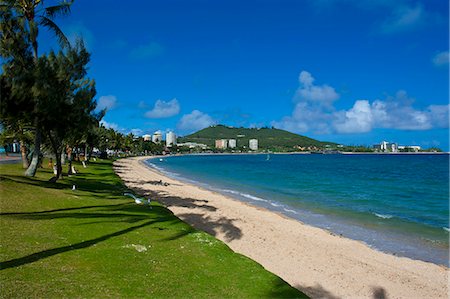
top-left (374, 213), bottom-right (393, 219)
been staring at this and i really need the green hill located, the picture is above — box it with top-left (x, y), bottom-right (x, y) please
top-left (178, 125), bottom-right (336, 151)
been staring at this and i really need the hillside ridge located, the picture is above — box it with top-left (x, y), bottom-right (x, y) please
top-left (178, 125), bottom-right (336, 150)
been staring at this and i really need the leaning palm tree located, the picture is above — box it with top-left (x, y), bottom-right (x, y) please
top-left (0, 0), bottom-right (73, 176)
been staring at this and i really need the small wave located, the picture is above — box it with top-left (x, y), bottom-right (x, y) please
top-left (373, 213), bottom-right (393, 219)
top-left (284, 208), bottom-right (299, 215)
top-left (219, 189), bottom-right (269, 203)
top-left (270, 202), bottom-right (283, 207)
top-left (444, 227), bottom-right (450, 232)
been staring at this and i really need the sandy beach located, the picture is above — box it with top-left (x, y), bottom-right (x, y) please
top-left (114, 156), bottom-right (448, 299)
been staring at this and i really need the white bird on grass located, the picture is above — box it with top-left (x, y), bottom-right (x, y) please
top-left (124, 192), bottom-right (151, 207)
top-left (72, 185), bottom-right (76, 191)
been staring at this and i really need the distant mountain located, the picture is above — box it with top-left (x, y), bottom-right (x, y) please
top-left (178, 125), bottom-right (336, 150)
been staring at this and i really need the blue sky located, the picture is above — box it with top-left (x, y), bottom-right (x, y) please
top-left (40, 0), bottom-right (449, 149)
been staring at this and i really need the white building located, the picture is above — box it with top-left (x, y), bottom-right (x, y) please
top-left (177, 142), bottom-right (208, 150)
top-left (398, 145), bottom-right (421, 152)
top-left (215, 139), bottom-right (228, 149)
top-left (166, 131), bottom-right (177, 147)
top-left (152, 131), bottom-right (162, 143)
top-left (249, 139), bottom-right (258, 151)
top-left (143, 134), bottom-right (151, 141)
top-left (228, 139), bottom-right (237, 148)
top-left (374, 141), bottom-right (398, 152)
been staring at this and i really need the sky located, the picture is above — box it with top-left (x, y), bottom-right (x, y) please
top-left (40, 0), bottom-right (449, 150)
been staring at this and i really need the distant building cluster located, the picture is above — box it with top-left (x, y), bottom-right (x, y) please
top-left (143, 131), bottom-right (177, 147)
top-left (373, 141), bottom-right (421, 153)
top-left (178, 142), bottom-right (208, 150)
top-left (214, 138), bottom-right (258, 151)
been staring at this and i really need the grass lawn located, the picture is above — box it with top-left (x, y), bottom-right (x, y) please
top-left (0, 159), bottom-right (307, 298)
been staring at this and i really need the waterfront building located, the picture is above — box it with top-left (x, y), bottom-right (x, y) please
top-left (398, 145), bottom-right (421, 152)
top-left (166, 131), bottom-right (177, 147)
top-left (228, 139), bottom-right (237, 148)
top-left (177, 142), bottom-right (208, 150)
top-left (373, 141), bottom-right (398, 152)
top-left (143, 134), bottom-right (151, 141)
top-left (249, 139), bottom-right (258, 151)
top-left (152, 131), bottom-right (162, 143)
top-left (215, 139), bottom-right (228, 149)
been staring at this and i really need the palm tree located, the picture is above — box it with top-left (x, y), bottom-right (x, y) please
top-left (0, 119), bottom-right (33, 168)
top-left (1, 0), bottom-right (73, 176)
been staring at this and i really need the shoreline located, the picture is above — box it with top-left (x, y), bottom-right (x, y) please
top-left (114, 156), bottom-right (448, 299)
top-left (145, 155), bottom-right (449, 266)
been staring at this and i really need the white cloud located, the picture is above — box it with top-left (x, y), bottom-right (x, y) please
top-left (295, 71), bottom-right (339, 106)
top-left (145, 98), bottom-right (180, 118)
top-left (432, 51), bottom-right (449, 66)
top-left (381, 4), bottom-right (424, 33)
top-left (130, 42), bottom-right (164, 59)
top-left (177, 110), bottom-right (215, 131)
top-left (272, 102), bottom-right (333, 134)
top-left (272, 72), bottom-right (449, 135)
top-left (333, 91), bottom-right (441, 133)
top-left (96, 95), bottom-right (117, 111)
top-left (333, 100), bottom-right (373, 133)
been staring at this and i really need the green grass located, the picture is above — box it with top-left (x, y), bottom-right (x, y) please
top-left (0, 159), bottom-right (307, 298)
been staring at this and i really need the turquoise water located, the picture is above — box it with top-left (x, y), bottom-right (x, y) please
top-left (145, 154), bottom-right (449, 265)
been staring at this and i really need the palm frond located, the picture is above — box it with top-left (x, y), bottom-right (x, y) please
top-left (38, 15), bottom-right (70, 48)
top-left (44, 1), bottom-right (73, 19)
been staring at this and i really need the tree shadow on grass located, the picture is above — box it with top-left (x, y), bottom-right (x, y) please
top-left (0, 175), bottom-right (66, 190)
top-left (0, 202), bottom-right (186, 271)
top-left (2, 203), bottom-right (173, 224)
top-left (0, 203), bottom-right (128, 216)
top-left (70, 177), bottom-right (126, 196)
top-left (0, 217), bottom-right (170, 271)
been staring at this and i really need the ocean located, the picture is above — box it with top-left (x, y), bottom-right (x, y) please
top-left (145, 153), bottom-right (449, 266)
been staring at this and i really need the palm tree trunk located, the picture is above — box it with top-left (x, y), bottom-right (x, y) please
top-left (61, 149), bottom-right (66, 165)
top-left (25, 35), bottom-right (40, 177)
top-left (25, 120), bottom-right (41, 177)
top-left (55, 150), bottom-right (62, 179)
top-left (47, 131), bottom-right (62, 180)
top-left (20, 140), bottom-right (29, 169)
top-left (85, 144), bottom-right (89, 161)
top-left (67, 145), bottom-right (72, 161)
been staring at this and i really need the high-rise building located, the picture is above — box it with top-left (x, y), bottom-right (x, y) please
top-left (228, 139), bottom-right (237, 148)
top-left (249, 139), bottom-right (258, 151)
top-left (143, 134), bottom-right (151, 141)
top-left (152, 131), bottom-right (162, 143)
top-left (166, 131), bottom-right (177, 147)
top-left (215, 139), bottom-right (228, 149)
